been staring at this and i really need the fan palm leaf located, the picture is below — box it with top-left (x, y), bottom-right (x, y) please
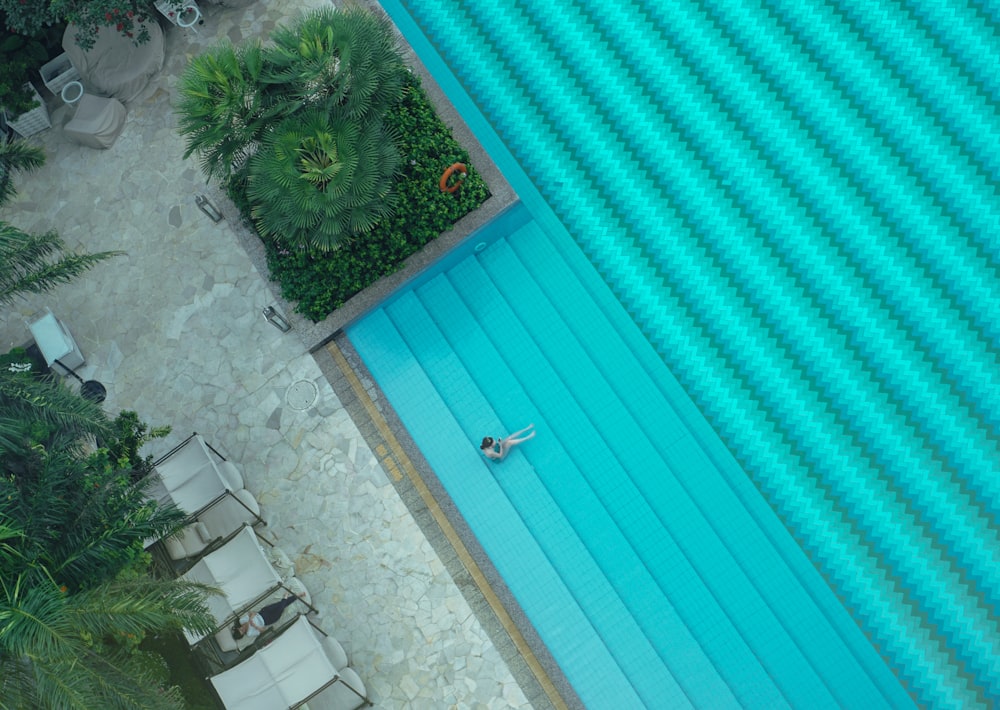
top-left (177, 41), bottom-right (284, 181)
top-left (266, 6), bottom-right (405, 120)
top-left (247, 109), bottom-right (399, 251)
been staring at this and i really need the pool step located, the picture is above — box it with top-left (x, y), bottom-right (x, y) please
top-left (376, 290), bottom-right (657, 708)
top-left (351, 203), bottom-right (934, 707)
top-left (390, 0), bottom-right (1000, 705)
top-left (500, 220), bottom-right (907, 698)
top-left (374, 214), bottom-right (894, 708)
top-left (409, 278), bottom-right (732, 706)
top-left (443, 224), bottom-right (877, 707)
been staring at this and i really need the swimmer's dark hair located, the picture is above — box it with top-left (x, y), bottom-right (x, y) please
top-left (480, 436), bottom-right (494, 450)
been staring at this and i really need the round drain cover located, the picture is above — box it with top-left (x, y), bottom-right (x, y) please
top-left (286, 380), bottom-right (318, 410)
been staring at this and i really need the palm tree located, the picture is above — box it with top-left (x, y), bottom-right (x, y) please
top-left (266, 7), bottom-right (406, 121)
top-left (0, 392), bottom-right (185, 590)
top-left (0, 222), bottom-right (121, 308)
top-left (0, 402), bottom-right (214, 708)
top-left (176, 7), bottom-right (406, 184)
top-left (0, 140), bottom-right (121, 309)
top-left (0, 138), bottom-right (45, 209)
top-left (247, 108), bottom-right (400, 251)
top-left (0, 368), bottom-right (111, 455)
top-left (177, 41), bottom-right (285, 182)
top-left (0, 564), bottom-right (216, 709)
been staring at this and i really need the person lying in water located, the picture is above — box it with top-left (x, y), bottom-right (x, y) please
top-left (481, 424), bottom-right (536, 461)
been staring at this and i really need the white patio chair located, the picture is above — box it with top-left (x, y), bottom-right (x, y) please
top-left (143, 434), bottom-right (264, 536)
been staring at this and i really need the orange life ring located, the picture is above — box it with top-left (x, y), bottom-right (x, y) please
top-left (439, 163), bottom-right (467, 193)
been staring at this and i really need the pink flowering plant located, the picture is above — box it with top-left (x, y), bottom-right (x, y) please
top-left (0, 0), bottom-right (186, 51)
top-left (58, 0), bottom-right (186, 49)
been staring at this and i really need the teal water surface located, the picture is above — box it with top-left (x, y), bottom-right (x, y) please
top-left (350, 203), bottom-right (916, 708)
top-left (359, 0), bottom-right (1000, 707)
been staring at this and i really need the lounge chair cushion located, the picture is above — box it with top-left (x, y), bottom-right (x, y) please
top-left (194, 521), bottom-right (212, 543)
top-left (163, 535), bottom-right (188, 561)
top-left (217, 460), bottom-right (244, 491)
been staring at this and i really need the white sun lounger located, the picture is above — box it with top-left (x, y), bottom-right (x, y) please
top-left (181, 525), bottom-right (282, 646)
top-left (145, 433), bottom-right (232, 514)
top-left (142, 434), bottom-right (264, 553)
top-left (210, 615), bottom-right (369, 710)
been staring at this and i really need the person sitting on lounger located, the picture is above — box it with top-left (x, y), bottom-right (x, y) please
top-left (233, 592), bottom-right (305, 639)
top-left (481, 424), bottom-right (536, 461)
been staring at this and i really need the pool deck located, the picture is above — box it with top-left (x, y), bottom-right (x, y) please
top-left (0, 1), bottom-right (569, 707)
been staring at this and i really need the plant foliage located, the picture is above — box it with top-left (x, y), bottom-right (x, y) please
top-left (0, 30), bottom-right (46, 117)
top-left (266, 6), bottom-right (405, 121)
top-left (247, 108), bottom-right (399, 251)
top-left (0, 568), bottom-right (216, 709)
top-left (0, 0), bottom-right (176, 50)
top-left (0, 378), bottom-right (213, 710)
top-left (0, 144), bottom-right (122, 310)
top-left (0, 382), bottom-right (214, 709)
top-left (178, 7), bottom-right (407, 250)
top-left (179, 8), bottom-right (488, 321)
top-left (0, 394), bottom-right (183, 590)
top-left (260, 72), bottom-right (489, 320)
top-left (0, 222), bottom-right (122, 308)
top-left (0, 138), bottom-right (45, 209)
top-left (102, 409), bottom-right (170, 481)
top-left (176, 41), bottom-right (282, 183)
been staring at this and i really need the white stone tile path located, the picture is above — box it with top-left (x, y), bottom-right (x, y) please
top-left (0, 2), bottom-right (536, 706)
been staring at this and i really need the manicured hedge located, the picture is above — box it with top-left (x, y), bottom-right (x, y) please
top-left (237, 72), bottom-right (489, 322)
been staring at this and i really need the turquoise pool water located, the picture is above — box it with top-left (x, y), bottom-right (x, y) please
top-left (352, 0), bottom-right (1000, 707)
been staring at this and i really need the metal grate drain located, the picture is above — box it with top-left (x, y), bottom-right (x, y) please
top-left (286, 379), bottom-right (318, 411)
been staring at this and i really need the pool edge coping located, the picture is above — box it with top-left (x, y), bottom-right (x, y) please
top-left (318, 337), bottom-right (586, 710)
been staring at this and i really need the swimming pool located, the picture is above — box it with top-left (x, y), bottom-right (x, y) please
top-left (353, 0), bottom-right (1000, 707)
top-left (350, 202), bottom-right (914, 708)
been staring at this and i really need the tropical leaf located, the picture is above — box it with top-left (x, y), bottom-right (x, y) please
top-left (0, 569), bottom-right (216, 710)
top-left (0, 138), bottom-right (45, 209)
top-left (247, 108), bottom-right (400, 251)
top-left (176, 41), bottom-right (278, 182)
top-left (0, 370), bottom-right (111, 456)
top-left (0, 222), bottom-right (122, 308)
top-left (266, 7), bottom-right (405, 121)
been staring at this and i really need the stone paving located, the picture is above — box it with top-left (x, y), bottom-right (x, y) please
top-left (1, 2), bottom-right (536, 707)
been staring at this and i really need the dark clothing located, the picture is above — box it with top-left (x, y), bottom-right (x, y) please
top-left (259, 595), bottom-right (299, 625)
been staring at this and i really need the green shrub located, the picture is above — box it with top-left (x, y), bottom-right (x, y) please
top-left (0, 346), bottom-right (45, 376)
top-left (0, 30), bottom-right (47, 117)
top-left (257, 73), bottom-right (489, 321)
top-left (101, 409), bottom-right (170, 481)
